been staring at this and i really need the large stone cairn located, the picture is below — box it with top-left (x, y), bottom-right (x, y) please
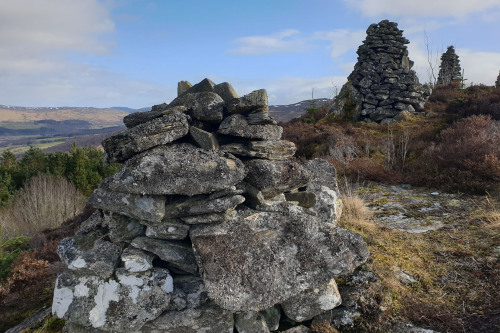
top-left (52, 78), bottom-right (369, 332)
top-left (329, 20), bottom-right (430, 123)
top-left (496, 70), bottom-right (500, 88)
top-left (436, 46), bottom-right (462, 85)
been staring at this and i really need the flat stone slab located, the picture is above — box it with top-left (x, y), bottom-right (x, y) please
top-left (221, 140), bottom-right (296, 160)
top-left (218, 114), bottom-right (283, 140)
top-left (104, 143), bottom-right (247, 196)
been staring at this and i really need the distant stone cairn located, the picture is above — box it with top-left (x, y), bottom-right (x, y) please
top-left (436, 46), bottom-right (462, 85)
top-left (52, 78), bottom-right (369, 332)
top-left (329, 20), bottom-right (431, 123)
top-left (496, 70), bottom-right (500, 88)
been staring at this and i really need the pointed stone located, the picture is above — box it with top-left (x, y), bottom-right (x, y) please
top-left (214, 82), bottom-right (239, 102)
top-left (177, 80), bottom-right (192, 96)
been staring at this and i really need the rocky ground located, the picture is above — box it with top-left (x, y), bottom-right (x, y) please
top-left (335, 182), bottom-right (500, 333)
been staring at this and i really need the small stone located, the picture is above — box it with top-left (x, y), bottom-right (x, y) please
top-left (189, 126), bottom-right (220, 151)
top-left (214, 82), bottom-right (239, 102)
top-left (180, 210), bottom-right (236, 225)
top-left (121, 247), bottom-right (155, 272)
top-left (285, 192), bottom-right (317, 208)
top-left (281, 279), bottom-right (342, 322)
top-left (260, 305), bottom-right (281, 331)
top-left (131, 237), bottom-right (198, 274)
top-left (234, 311), bottom-right (270, 333)
top-left (104, 212), bottom-right (146, 243)
top-left (177, 80), bottom-right (192, 96)
top-left (144, 218), bottom-right (190, 240)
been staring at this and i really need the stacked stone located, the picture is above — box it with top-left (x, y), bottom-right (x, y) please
top-left (52, 78), bottom-right (369, 333)
top-left (436, 46), bottom-right (462, 85)
top-left (496, 70), bottom-right (500, 88)
top-left (331, 20), bottom-right (430, 123)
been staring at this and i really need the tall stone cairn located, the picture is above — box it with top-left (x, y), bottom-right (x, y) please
top-left (330, 20), bottom-right (430, 123)
top-left (436, 46), bottom-right (462, 85)
top-left (496, 70), bottom-right (500, 88)
top-left (52, 78), bottom-right (369, 332)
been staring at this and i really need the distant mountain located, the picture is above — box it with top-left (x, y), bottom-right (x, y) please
top-left (269, 98), bottom-right (331, 122)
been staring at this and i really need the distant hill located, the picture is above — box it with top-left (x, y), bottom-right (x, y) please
top-left (269, 98), bottom-right (331, 122)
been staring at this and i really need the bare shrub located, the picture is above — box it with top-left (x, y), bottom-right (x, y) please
top-left (0, 174), bottom-right (86, 240)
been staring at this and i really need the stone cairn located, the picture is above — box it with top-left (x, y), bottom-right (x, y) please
top-left (436, 46), bottom-right (462, 85)
top-left (52, 78), bottom-right (369, 332)
top-left (329, 20), bottom-right (430, 123)
top-left (496, 70), bottom-right (500, 88)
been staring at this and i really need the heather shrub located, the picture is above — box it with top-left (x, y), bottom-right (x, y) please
top-left (414, 115), bottom-right (500, 193)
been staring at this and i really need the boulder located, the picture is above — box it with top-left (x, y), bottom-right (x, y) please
top-left (190, 204), bottom-right (369, 312)
top-left (103, 144), bottom-right (247, 196)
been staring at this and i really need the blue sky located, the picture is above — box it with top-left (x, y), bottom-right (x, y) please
top-left (1, 0), bottom-right (499, 108)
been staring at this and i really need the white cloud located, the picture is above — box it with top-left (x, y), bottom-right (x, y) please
top-left (230, 29), bottom-right (306, 55)
top-left (343, 0), bottom-right (500, 18)
top-left (458, 49), bottom-right (500, 86)
top-left (314, 30), bottom-right (365, 58)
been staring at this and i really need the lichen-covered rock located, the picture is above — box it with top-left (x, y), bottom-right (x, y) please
top-left (234, 311), bottom-right (270, 333)
top-left (281, 279), bottom-right (342, 322)
top-left (227, 89), bottom-right (268, 114)
top-left (218, 114), bottom-right (282, 140)
top-left (214, 82), bottom-right (239, 102)
top-left (163, 194), bottom-right (245, 219)
top-left (57, 235), bottom-right (121, 280)
top-left (166, 276), bottom-right (208, 311)
top-left (104, 212), bottom-right (146, 243)
top-left (123, 105), bottom-right (186, 129)
top-left (131, 237), bottom-right (198, 274)
top-left (104, 144), bottom-right (247, 196)
top-left (244, 159), bottom-right (311, 198)
top-left (144, 218), bottom-right (190, 240)
top-left (103, 112), bottom-right (190, 163)
top-left (88, 187), bottom-right (166, 223)
top-left (285, 192), bottom-right (317, 208)
top-left (246, 109), bottom-right (277, 125)
top-left (137, 301), bottom-right (234, 333)
top-left (180, 210), bottom-right (236, 225)
top-left (260, 305), bottom-right (281, 331)
top-left (221, 140), bottom-right (296, 160)
top-left (190, 204), bottom-right (369, 312)
top-left (179, 92), bottom-right (225, 123)
top-left (121, 247), bottom-right (155, 272)
top-left (189, 126), bottom-right (219, 151)
top-left (52, 268), bottom-right (173, 332)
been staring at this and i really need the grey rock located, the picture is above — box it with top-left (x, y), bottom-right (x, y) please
top-left (184, 92), bottom-right (225, 123)
top-left (221, 140), bottom-right (296, 160)
top-left (246, 110), bottom-right (277, 125)
top-left (103, 212), bottom-right (145, 243)
top-left (190, 204), bottom-right (369, 312)
top-left (163, 194), bottom-right (245, 219)
top-left (244, 160), bottom-right (311, 198)
top-left (437, 46), bottom-right (462, 85)
top-left (285, 192), bottom-right (317, 208)
top-left (227, 89), bottom-right (268, 114)
top-left (138, 301), bottom-right (234, 333)
top-left (52, 268), bottom-right (172, 332)
top-left (260, 305), bottom-right (281, 331)
top-left (282, 326), bottom-right (310, 333)
top-left (88, 187), bottom-right (166, 223)
top-left (189, 126), bottom-right (220, 150)
top-left (282, 279), bottom-right (342, 322)
top-left (180, 210), bottom-right (237, 225)
top-left (144, 218), bottom-right (190, 240)
top-left (234, 311), bottom-right (270, 333)
top-left (57, 235), bottom-right (121, 280)
top-left (214, 81), bottom-right (239, 102)
top-left (131, 237), bottom-right (198, 274)
top-left (104, 144), bottom-right (247, 196)
top-left (180, 78), bottom-right (215, 96)
top-left (121, 247), bottom-right (155, 272)
top-left (123, 105), bottom-right (186, 129)
top-left (218, 114), bottom-right (283, 140)
top-left (166, 276), bottom-right (208, 311)
top-left (177, 80), bottom-right (192, 96)
top-left (103, 112), bottom-right (190, 163)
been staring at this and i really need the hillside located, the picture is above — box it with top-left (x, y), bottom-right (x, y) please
top-left (269, 98), bottom-right (331, 122)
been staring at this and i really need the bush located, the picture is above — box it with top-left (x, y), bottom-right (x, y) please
top-left (414, 115), bottom-right (500, 193)
top-left (0, 174), bottom-right (86, 240)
